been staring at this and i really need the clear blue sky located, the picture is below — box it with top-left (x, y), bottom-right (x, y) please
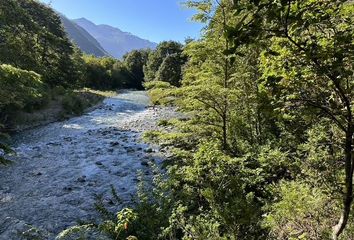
top-left (39, 0), bottom-right (204, 43)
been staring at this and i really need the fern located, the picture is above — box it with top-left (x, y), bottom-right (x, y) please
top-left (110, 185), bottom-right (122, 204)
top-left (94, 195), bottom-right (115, 221)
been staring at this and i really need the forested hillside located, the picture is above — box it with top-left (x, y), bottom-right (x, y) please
top-left (0, 0), bottom-right (151, 163)
top-left (60, 14), bottom-right (109, 57)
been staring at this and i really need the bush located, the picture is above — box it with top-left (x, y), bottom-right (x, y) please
top-left (83, 55), bottom-right (134, 90)
top-left (0, 64), bottom-right (46, 119)
top-left (61, 92), bottom-right (86, 115)
top-left (263, 181), bottom-right (336, 239)
top-left (144, 81), bottom-right (175, 105)
top-left (50, 86), bottom-right (67, 99)
top-left (61, 90), bottom-right (104, 117)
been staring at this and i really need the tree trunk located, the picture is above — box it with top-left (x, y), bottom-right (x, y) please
top-left (333, 128), bottom-right (353, 240)
top-left (222, 113), bottom-right (228, 150)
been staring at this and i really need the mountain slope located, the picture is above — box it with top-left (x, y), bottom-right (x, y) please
top-left (74, 18), bottom-right (157, 59)
top-left (60, 15), bottom-right (108, 57)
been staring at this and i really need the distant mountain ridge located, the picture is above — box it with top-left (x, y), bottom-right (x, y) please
top-left (73, 18), bottom-right (157, 59)
top-left (59, 14), bottom-right (108, 57)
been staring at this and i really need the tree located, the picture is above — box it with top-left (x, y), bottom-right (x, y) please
top-left (83, 55), bottom-right (136, 90)
top-left (112, 61), bottom-right (132, 89)
top-left (143, 41), bottom-right (183, 82)
top-left (123, 49), bottom-right (150, 89)
top-left (156, 53), bottom-right (185, 87)
top-left (226, 0), bottom-right (354, 238)
top-left (140, 1), bottom-right (274, 238)
top-left (0, 0), bottom-right (81, 86)
top-left (177, 0), bottom-right (239, 151)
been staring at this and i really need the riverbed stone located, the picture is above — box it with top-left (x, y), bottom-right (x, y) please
top-left (110, 141), bottom-right (119, 146)
top-left (141, 161), bottom-right (149, 166)
top-left (77, 176), bottom-right (86, 183)
top-left (0, 91), bottom-right (179, 238)
top-left (144, 147), bottom-right (153, 153)
top-left (0, 217), bottom-right (51, 240)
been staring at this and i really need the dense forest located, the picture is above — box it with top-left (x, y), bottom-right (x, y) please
top-left (2, 0), bottom-right (354, 239)
top-left (107, 0), bottom-right (354, 239)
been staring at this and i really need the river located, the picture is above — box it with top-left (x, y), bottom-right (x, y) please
top-left (0, 91), bottom-right (175, 239)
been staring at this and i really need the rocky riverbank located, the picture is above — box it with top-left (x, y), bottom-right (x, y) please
top-left (0, 91), bottom-right (177, 239)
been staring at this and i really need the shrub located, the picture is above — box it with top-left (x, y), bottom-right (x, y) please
top-left (61, 92), bottom-right (86, 115)
top-left (61, 90), bottom-right (104, 117)
top-left (263, 181), bottom-right (336, 239)
top-left (50, 86), bottom-right (67, 99)
top-left (143, 81), bottom-right (175, 105)
top-left (0, 64), bottom-right (45, 119)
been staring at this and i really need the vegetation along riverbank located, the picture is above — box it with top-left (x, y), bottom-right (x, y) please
top-left (2, 0), bottom-right (354, 239)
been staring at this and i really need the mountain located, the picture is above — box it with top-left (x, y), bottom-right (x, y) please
top-left (73, 18), bottom-right (157, 59)
top-left (59, 14), bottom-right (108, 57)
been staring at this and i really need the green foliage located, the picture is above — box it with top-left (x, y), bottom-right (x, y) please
top-left (132, 168), bottom-right (175, 239)
top-left (0, 0), bottom-right (86, 160)
top-left (136, 0), bottom-right (354, 239)
top-left (99, 208), bottom-right (138, 239)
top-left (61, 92), bottom-right (86, 116)
top-left (156, 53), bottom-right (185, 87)
top-left (143, 41), bottom-right (186, 87)
top-left (144, 81), bottom-right (175, 105)
top-left (94, 168), bottom-right (173, 239)
top-left (0, 0), bottom-right (82, 87)
top-left (61, 90), bottom-right (104, 117)
top-left (83, 55), bottom-right (118, 90)
top-left (4, 0), bottom-right (354, 239)
top-left (0, 64), bottom-right (45, 120)
top-left (83, 54), bottom-right (148, 90)
top-left (56, 224), bottom-right (109, 240)
top-left (263, 181), bottom-right (335, 240)
top-left (166, 207), bottom-right (228, 240)
top-left (123, 49), bottom-right (150, 89)
top-left (248, 1), bottom-right (354, 238)
top-left (176, 141), bottom-right (263, 238)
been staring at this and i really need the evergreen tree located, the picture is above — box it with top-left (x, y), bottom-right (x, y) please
top-left (123, 49), bottom-right (150, 89)
top-left (143, 41), bottom-right (184, 82)
top-left (0, 0), bottom-right (81, 86)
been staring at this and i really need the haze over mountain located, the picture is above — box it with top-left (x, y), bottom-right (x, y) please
top-left (73, 18), bottom-right (158, 59)
top-left (60, 14), bottom-right (108, 57)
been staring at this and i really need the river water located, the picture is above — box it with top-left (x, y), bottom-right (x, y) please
top-left (0, 91), bottom-right (174, 239)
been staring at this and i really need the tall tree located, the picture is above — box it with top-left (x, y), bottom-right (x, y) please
top-left (143, 41), bottom-right (183, 82)
top-left (179, 0), bottom-right (238, 151)
top-left (227, 0), bottom-right (354, 238)
top-left (0, 0), bottom-right (81, 86)
top-left (156, 53), bottom-right (185, 87)
top-left (123, 49), bottom-right (150, 89)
